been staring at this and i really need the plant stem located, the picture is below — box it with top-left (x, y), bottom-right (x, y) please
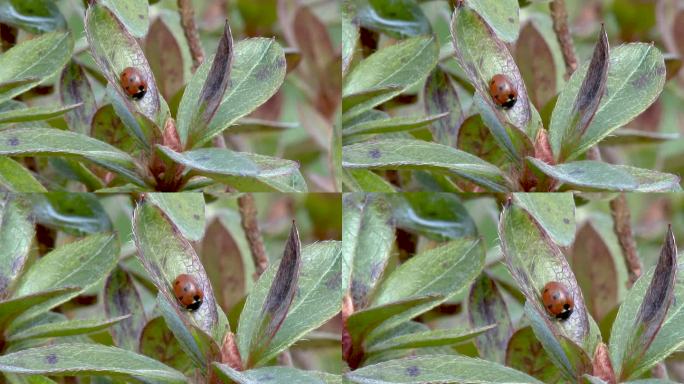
top-left (609, 194), bottom-right (642, 287)
top-left (177, 0), bottom-right (205, 72)
top-left (238, 193), bottom-right (269, 278)
top-left (549, 0), bottom-right (578, 79)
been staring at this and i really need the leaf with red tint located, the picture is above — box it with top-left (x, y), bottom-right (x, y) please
top-left (144, 18), bottom-right (184, 102)
top-left (506, 326), bottom-right (562, 383)
top-left (515, 22), bottom-right (557, 111)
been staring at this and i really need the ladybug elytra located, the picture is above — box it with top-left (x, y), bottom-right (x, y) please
top-left (541, 281), bottom-right (574, 321)
top-left (173, 274), bottom-right (203, 311)
top-left (489, 74), bottom-right (517, 109)
top-left (120, 67), bottom-right (147, 100)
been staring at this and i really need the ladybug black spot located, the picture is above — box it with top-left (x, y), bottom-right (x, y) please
top-left (194, 295), bottom-right (200, 300)
top-left (564, 304), bottom-right (570, 310)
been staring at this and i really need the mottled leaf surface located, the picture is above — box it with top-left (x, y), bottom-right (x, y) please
top-left (468, 0), bottom-right (520, 42)
top-left (506, 326), bottom-right (562, 383)
top-left (0, 195), bottom-right (33, 298)
top-left (60, 61), bottom-right (97, 135)
top-left (423, 68), bottom-right (463, 147)
top-left (468, 274), bottom-right (513, 364)
top-left (147, 193), bottom-right (205, 242)
top-left (457, 114), bottom-right (507, 167)
top-left (104, 267), bottom-right (146, 350)
top-left (139, 316), bottom-right (193, 374)
top-left (367, 325), bottom-right (495, 353)
top-left (7, 315), bottom-right (130, 342)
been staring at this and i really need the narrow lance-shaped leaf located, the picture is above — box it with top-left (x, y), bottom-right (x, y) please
top-left (86, 3), bottom-right (161, 129)
top-left (139, 316), bottom-right (193, 375)
top-left (0, 157), bottom-right (47, 193)
top-left (0, 344), bottom-right (186, 383)
top-left (28, 193), bottom-right (112, 236)
top-left (550, 25), bottom-right (609, 161)
top-left (343, 194), bottom-right (394, 308)
top-left (0, 195), bottom-right (33, 298)
top-left (0, 288), bottom-right (80, 330)
top-left (423, 67), bottom-right (463, 147)
top-left (468, 273), bottom-right (513, 364)
top-left (248, 222), bottom-right (302, 366)
top-left (60, 60), bottom-right (97, 135)
top-left (367, 325), bottom-right (496, 353)
top-left (104, 267), bottom-right (147, 350)
top-left (512, 192), bottom-right (576, 247)
top-left (498, 203), bottom-right (590, 349)
top-left (612, 227), bottom-right (677, 380)
top-left (0, 0), bottom-right (66, 33)
top-left (341, 1), bottom-right (359, 76)
top-left (132, 200), bottom-right (219, 336)
top-left (213, 363), bottom-right (338, 384)
top-left (146, 193), bottom-right (206, 242)
top-left (506, 326), bottom-right (562, 383)
top-left (0, 104), bottom-right (82, 125)
top-left (7, 315), bottom-right (131, 342)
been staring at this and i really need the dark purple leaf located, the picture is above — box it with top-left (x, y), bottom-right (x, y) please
top-left (573, 25), bottom-right (609, 138)
top-left (423, 67), bottom-right (463, 147)
top-left (104, 266), bottom-right (147, 350)
top-left (468, 273), bottom-right (513, 364)
top-left (198, 21), bottom-right (233, 126)
top-left (59, 60), bottom-right (97, 135)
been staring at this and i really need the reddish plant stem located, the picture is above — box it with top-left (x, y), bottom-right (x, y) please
top-left (609, 194), bottom-right (642, 288)
top-left (549, 0), bottom-right (578, 79)
top-left (238, 193), bottom-right (269, 278)
top-left (177, 0), bottom-right (205, 72)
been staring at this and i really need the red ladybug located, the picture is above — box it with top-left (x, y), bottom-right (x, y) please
top-left (120, 67), bottom-right (147, 100)
top-left (542, 281), bottom-right (574, 320)
top-left (489, 74), bottom-right (517, 109)
top-left (173, 274), bottom-right (203, 311)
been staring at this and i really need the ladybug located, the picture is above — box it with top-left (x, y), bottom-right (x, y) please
top-left (120, 67), bottom-right (147, 100)
top-left (173, 274), bottom-right (203, 311)
top-left (541, 281), bottom-right (574, 321)
top-left (489, 74), bottom-right (517, 109)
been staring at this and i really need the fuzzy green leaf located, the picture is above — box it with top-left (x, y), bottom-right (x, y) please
top-left (101, 0), bottom-right (149, 38)
top-left (512, 192), bottom-right (576, 247)
top-left (7, 315), bottom-right (130, 342)
top-left (367, 325), bottom-right (495, 353)
top-left (468, 274), bottom-right (513, 364)
top-left (213, 363), bottom-right (337, 384)
top-left (60, 61), bottom-right (97, 135)
top-left (0, 157), bottom-right (46, 192)
top-left (0, 0), bottom-right (66, 33)
top-left (0, 104), bottom-right (81, 125)
top-left (139, 316), bottom-right (193, 374)
top-left (0, 194), bottom-right (33, 297)
top-left (146, 193), bottom-right (206, 242)
top-left (104, 267), bottom-right (146, 350)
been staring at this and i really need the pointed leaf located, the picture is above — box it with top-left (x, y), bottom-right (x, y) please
top-left (146, 193), bottom-right (205, 241)
top-left (7, 315), bottom-right (130, 342)
top-left (101, 0), bottom-right (149, 38)
top-left (144, 18), bottom-right (184, 102)
top-left (60, 61), bottom-right (97, 135)
top-left (0, 194), bottom-right (33, 298)
top-left (91, 104), bottom-right (138, 154)
top-left (0, 0), bottom-right (66, 33)
top-left (344, 355), bottom-right (544, 384)
top-left (457, 114), bottom-right (507, 167)
top-left (139, 316), bottom-right (193, 374)
top-left (237, 241), bottom-right (342, 367)
top-left (550, 43), bottom-right (665, 161)
top-left (513, 192), bottom-right (576, 247)
top-left (610, 227), bottom-right (678, 380)
top-left (104, 267), bottom-right (147, 350)
top-left (213, 363), bottom-right (335, 384)
top-left (341, 1), bottom-right (359, 76)
top-left (468, 274), bottom-right (513, 364)
top-left (133, 200), bottom-right (219, 336)
top-left (468, 0), bottom-right (520, 42)
top-left (86, 3), bottom-right (161, 128)
top-left (0, 157), bottom-right (46, 192)
top-left (527, 158), bottom-right (681, 192)
top-left (423, 67), bottom-right (463, 147)
top-left (343, 194), bottom-right (394, 308)
top-left (0, 104), bottom-right (81, 125)
top-left (157, 145), bottom-right (306, 192)
top-left (341, 86), bottom-right (402, 114)
top-left (343, 113), bottom-right (448, 138)
top-left (506, 326), bottom-right (562, 383)
top-left (28, 193), bottom-right (112, 236)
top-left (367, 325), bottom-right (495, 353)
top-left (342, 139), bottom-right (509, 192)
top-left (0, 288), bottom-right (79, 330)
top-left (353, 0), bottom-right (431, 39)
top-left (177, 38), bottom-right (285, 148)
top-left (0, 344), bottom-right (185, 383)
top-left (515, 22), bottom-right (558, 110)
top-left (200, 219), bottom-right (245, 312)
top-left (343, 37), bottom-right (438, 120)
top-left (0, 32), bottom-right (72, 104)
top-left (0, 128), bottom-right (145, 186)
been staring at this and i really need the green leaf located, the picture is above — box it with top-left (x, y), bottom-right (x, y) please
top-left (468, 0), bottom-right (520, 42)
top-left (341, 1), bottom-right (359, 76)
top-left (139, 316), bottom-right (193, 374)
top-left (549, 43), bottom-right (666, 161)
top-left (213, 363), bottom-right (335, 384)
top-left (423, 67), bottom-right (463, 147)
top-left (101, 0), bottom-right (149, 38)
top-left (59, 61), bottom-right (97, 135)
top-left (11, 233), bottom-right (119, 327)
top-left (341, 86), bottom-right (402, 115)
top-left (28, 193), bottom-right (112, 235)
top-left (342, 169), bottom-right (396, 192)
top-left (343, 113), bottom-right (448, 138)
top-left (0, 32), bottom-right (72, 104)
top-left (343, 194), bottom-right (394, 307)
top-left (367, 325), bottom-right (495, 353)
top-left (0, 288), bottom-right (79, 330)
top-left (512, 192), bottom-right (576, 247)
top-left (568, 222), bottom-right (618, 321)
top-left (237, 241), bottom-right (342, 367)
top-left (0, 344), bottom-right (186, 383)
top-left (344, 355), bottom-right (544, 383)
top-left (610, 228), bottom-right (678, 380)
top-left (387, 193), bottom-right (477, 241)
top-left (154, 294), bottom-right (209, 372)
top-left (343, 37), bottom-right (438, 120)
top-left (0, 194), bottom-right (33, 297)
top-left (104, 267), bottom-right (147, 350)
top-left (48, 158), bottom-right (104, 192)
top-left (0, 0), bottom-right (66, 33)
top-left (527, 158), bottom-right (681, 192)
top-left (144, 18), bottom-right (185, 102)
top-left (0, 104), bottom-right (80, 125)
top-left (450, 6), bottom-right (530, 130)
top-left (157, 146), bottom-right (307, 192)
top-left (133, 200), bottom-right (219, 337)
top-left (600, 129), bottom-right (679, 145)
top-left (177, 38), bottom-right (285, 148)
top-left (176, 22), bottom-right (233, 148)
top-left (7, 315), bottom-right (130, 342)
top-left (514, 21), bottom-right (559, 110)
top-left (91, 104), bottom-right (138, 155)
top-left (0, 157), bottom-right (46, 192)
top-left (353, 0), bottom-right (431, 39)
top-left (86, 3), bottom-right (162, 128)
top-left (468, 274), bottom-right (513, 364)
top-left (456, 114), bottom-right (507, 167)
top-left (230, 118), bottom-right (297, 134)
top-left (0, 128), bottom-right (145, 186)
top-left (506, 326), bottom-right (562, 383)
top-left (146, 193), bottom-right (206, 242)
top-left (548, 26), bottom-right (609, 161)
top-left (342, 139), bottom-right (509, 192)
